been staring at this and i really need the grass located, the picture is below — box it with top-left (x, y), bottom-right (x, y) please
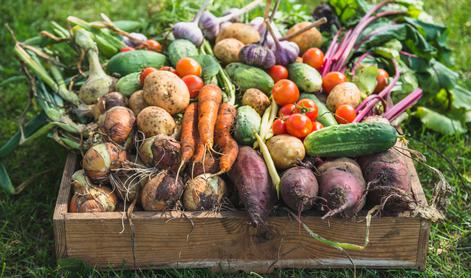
top-left (0, 0), bottom-right (470, 277)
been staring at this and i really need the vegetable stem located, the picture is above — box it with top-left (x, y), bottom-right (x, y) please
top-left (255, 133), bottom-right (280, 198)
top-left (193, 0), bottom-right (212, 23)
top-left (218, 0), bottom-right (263, 22)
top-left (384, 88), bottom-right (423, 121)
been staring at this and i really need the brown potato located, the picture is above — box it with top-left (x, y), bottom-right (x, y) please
top-left (129, 90), bottom-right (147, 116)
top-left (214, 38), bottom-right (245, 64)
top-left (286, 22), bottom-right (323, 54)
top-left (267, 135), bottom-right (305, 170)
top-left (216, 23), bottom-right (260, 45)
top-left (241, 88), bottom-right (270, 115)
top-left (326, 82), bottom-right (362, 111)
top-left (137, 106), bottom-right (176, 138)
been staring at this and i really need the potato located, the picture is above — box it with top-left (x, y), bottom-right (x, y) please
top-left (214, 38), bottom-right (244, 64)
top-left (216, 23), bottom-right (260, 45)
top-left (129, 90), bottom-right (147, 116)
top-left (267, 135), bottom-right (305, 170)
top-left (286, 22), bottom-right (323, 54)
top-left (241, 88), bottom-right (270, 115)
top-left (326, 82), bottom-right (362, 111)
top-left (137, 106), bottom-right (176, 138)
top-left (143, 70), bottom-right (189, 115)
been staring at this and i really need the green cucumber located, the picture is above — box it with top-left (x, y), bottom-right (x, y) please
top-left (107, 50), bottom-right (166, 76)
top-left (116, 72), bottom-right (141, 96)
top-left (167, 39), bottom-right (199, 67)
top-left (300, 93), bottom-right (338, 126)
top-left (304, 122), bottom-right (397, 157)
top-left (288, 63), bottom-right (322, 93)
top-left (225, 63), bottom-right (274, 95)
top-left (234, 106), bottom-right (261, 145)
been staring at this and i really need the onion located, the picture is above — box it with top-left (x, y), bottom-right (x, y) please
top-left (98, 106), bottom-right (136, 144)
top-left (151, 135), bottom-right (181, 173)
top-left (128, 90), bottom-right (147, 116)
top-left (82, 143), bottom-right (126, 183)
top-left (190, 154), bottom-right (219, 177)
top-left (110, 172), bottom-right (138, 202)
top-left (140, 170), bottom-right (184, 211)
top-left (92, 92), bottom-right (127, 120)
top-left (183, 174), bottom-right (226, 211)
top-left (138, 135), bottom-right (156, 166)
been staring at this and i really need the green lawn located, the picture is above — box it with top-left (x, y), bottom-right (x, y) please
top-left (0, 0), bottom-right (470, 277)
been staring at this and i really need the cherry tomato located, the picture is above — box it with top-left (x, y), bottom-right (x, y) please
top-left (267, 65), bottom-right (288, 82)
top-left (278, 104), bottom-right (296, 119)
top-left (142, 39), bottom-right (162, 52)
top-left (294, 98), bottom-right (318, 122)
top-left (159, 66), bottom-right (176, 74)
top-left (182, 75), bottom-right (204, 98)
top-left (120, 46), bottom-right (135, 52)
top-left (374, 68), bottom-right (390, 94)
top-left (140, 67), bottom-right (158, 85)
top-left (302, 48), bottom-right (325, 71)
top-left (311, 121), bottom-right (324, 132)
top-left (335, 104), bottom-right (357, 124)
top-left (285, 113), bottom-right (313, 139)
top-left (176, 57), bottom-right (202, 77)
top-left (322, 71), bottom-right (347, 94)
top-left (272, 79), bottom-right (300, 106)
top-left (272, 119), bottom-right (287, 135)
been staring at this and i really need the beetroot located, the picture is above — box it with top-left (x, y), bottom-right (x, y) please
top-left (359, 148), bottom-right (411, 212)
top-left (280, 166), bottom-right (318, 213)
top-left (318, 158), bottom-right (366, 218)
top-left (228, 146), bottom-right (276, 227)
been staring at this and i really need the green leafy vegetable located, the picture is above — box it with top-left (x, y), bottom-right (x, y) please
top-left (352, 65), bottom-right (378, 95)
top-left (415, 106), bottom-right (466, 134)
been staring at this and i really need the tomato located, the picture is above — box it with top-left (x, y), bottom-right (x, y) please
top-left (278, 104), bottom-right (296, 119)
top-left (159, 66), bottom-right (176, 74)
top-left (272, 79), bottom-right (300, 106)
top-left (335, 104), bottom-right (357, 124)
top-left (311, 121), bottom-right (324, 132)
top-left (272, 119), bottom-right (287, 135)
top-left (120, 46), bottom-right (135, 52)
top-left (140, 67), bottom-right (158, 85)
top-left (142, 39), bottom-right (162, 52)
top-left (322, 71), bottom-right (347, 94)
top-left (294, 98), bottom-right (318, 121)
top-left (374, 68), bottom-right (390, 94)
top-left (285, 113), bottom-right (313, 139)
top-left (267, 65), bottom-right (288, 82)
top-left (176, 57), bottom-right (202, 77)
top-left (302, 48), bottom-right (325, 71)
top-left (182, 75), bottom-right (204, 98)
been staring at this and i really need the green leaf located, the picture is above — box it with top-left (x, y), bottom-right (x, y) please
top-left (451, 85), bottom-right (471, 111)
top-left (353, 65), bottom-right (378, 95)
top-left (190, 55), bottom-right (220, 84)
top-left (415, 106), bottom-right (466, 135)
top-left (0, 163), bottom-right (15, 194)
top-left (328, 0), bottom-right (370, 26)
top-left (372, 39), bottom-right (402, 59)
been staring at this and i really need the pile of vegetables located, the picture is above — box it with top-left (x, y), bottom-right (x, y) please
top-left (2, 0), bottom-right (456, 248)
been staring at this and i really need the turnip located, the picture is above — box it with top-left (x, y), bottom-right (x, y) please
top-left (280, 166), bottom-right (318, 213)
top-left (228, 146), bottom-right (276, 227)
top-left (140, 170), bottom-right (184, 211)
top-left (98, 106), bottom-right (135, 144)
top-left (318, 158), bottom-right (366, 218)
top-left (136, 106), bottom-right (176, 138)
top-left (183, 174), bottom-right (226, 211)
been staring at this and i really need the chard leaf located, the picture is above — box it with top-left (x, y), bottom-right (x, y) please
top-left (451, 85), bottom-right (471, 112)
top-left (372, 39), bottom-right (402, 59)
top-left (415, 106), bottom-right (466, 135)
top-left (353, 65), bottom-right (378, 95)
top-left (328, 0), bottom-right (370, 26)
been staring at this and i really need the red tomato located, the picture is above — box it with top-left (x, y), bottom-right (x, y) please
top-left (272, 79), bottom-right (300, 106)
top-left (140, 67), bottom-right (158, 85)
top-left (176, 57), bottom-right (202, 77)
top-left (272, 119), bottom-right (287, 135)
top-left (335, 104), bottom-right (357, 124)
top-left (322, 71), bottom-right (347, 94)
top-left (182, 75), bottom-right (204, 98)
top-left (374, 68), bottom-right (390, 94)
top-left (294, 98), bottom-right (318, 121)
top-left (267, 65), bottom-right (288, 82)
top-left (311, 121), bottom-right (324, 132)
top-left (278, 104), bottom-right (296, 119)
top-left (285, 113), bottom-right (313, 139)
top-left (142, 39), bottom-right (162, 52)
top-left (302, 48), bottom-right (325, 71)
top-left (120, 46), bottom-right (135, 52)
top-left (159, 66), bottom-right (176, 74)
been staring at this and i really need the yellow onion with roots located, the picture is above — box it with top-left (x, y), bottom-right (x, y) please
top-left (183, 173), bottom-right (226, 211)
top-left (140, 170), bottom-right (184, 211)
top-left (98, 106), bottom-right (136, 144)
top-left (82, 142), bottom-right (126, 183)
top-left (138, 135), bottom-right (156, 166)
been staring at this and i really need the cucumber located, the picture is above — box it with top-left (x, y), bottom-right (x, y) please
top-left (116, 72), bottom-right (142, 96)
top-left (225, 63), bottom-right (274, 95)
top-left (300, 93), bottom-right (338, 126)
top-left (304, 122), bottom-right (397, 157)
top-left (167, 39), bottom-right (198, 67)
top-left (107, 50), bottom-right (166, 76)
top-left (288, 63), bottom-right (322, 93)
top-left (234, 106), bottom-right (261, 145)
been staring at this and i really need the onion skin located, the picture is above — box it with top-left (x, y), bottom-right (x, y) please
top-left (138, 136), bottom-right (156, 166)
top-left (190, 154), bottom-right (219, 177)
top-left (183, 174), bottom-right (226, 211)
top-left (98, 106), bottom-right (136, 144)
top-left (239, 44), bottom-right (276, 69)
top-left (140, 171), bottom-right (184, 211)
top-left (151, 135), bottom-right (181, 173)
top-left (82, 143), bottom-right (126, 183)
top-left (93, 92), bottom-right (127, 120)
top-left (274, 41), bottom-right (300, 66)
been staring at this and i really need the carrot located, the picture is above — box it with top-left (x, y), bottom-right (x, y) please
top-left (214, 103), bottom-right (238, 175)
top-left (176, 103), bottom-right (198, 181)
top-left (198, 84), bottom-right (223, 152)
top-left (191, 133), bottom-right (206, 178)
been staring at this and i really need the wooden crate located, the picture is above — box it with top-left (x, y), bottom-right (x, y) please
top-left (53, 153), bottom-right (430, 272)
